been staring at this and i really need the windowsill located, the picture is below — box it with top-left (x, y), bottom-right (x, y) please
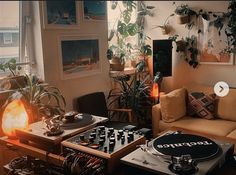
top-left (109, 67), bottom-right (136, 78)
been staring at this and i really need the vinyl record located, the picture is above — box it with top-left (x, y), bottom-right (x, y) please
top-left (152, 134), bottom-right (220, 161)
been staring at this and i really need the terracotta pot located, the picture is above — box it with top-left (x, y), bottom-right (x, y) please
top-left (176, 40), bottom-right (186, 52)
top-left (131, 60), bottom-right (137, 68)
top-left (8, 75), bottom-right (26, 90)
top-left (109, 57), bottom-right (125, 71)
top-left (161, 26), bottom-right (170, 35)
top-left (176, 14), bottom-right (190, 24)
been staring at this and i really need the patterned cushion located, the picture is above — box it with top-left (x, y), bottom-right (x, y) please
top-left (188, 92), bottom-right (216, 119)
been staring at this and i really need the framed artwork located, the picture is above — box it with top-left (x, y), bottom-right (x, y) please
top-left (42, 0), bottom-right (78, 29)
top-left (83, 1), bottom-right (107, 21)
top-left (58, 35), bottom-right (101, 80)
top-left (198, 16), bottom-right (234, 65)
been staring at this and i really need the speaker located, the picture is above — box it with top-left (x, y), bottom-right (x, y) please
top-left (153, 40), bottom-right (172, 77)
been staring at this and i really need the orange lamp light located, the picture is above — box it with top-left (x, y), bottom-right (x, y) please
top-left (2, 99), bottom-right (29, 138)
top-left (151, 82), bottom-right (159, 98)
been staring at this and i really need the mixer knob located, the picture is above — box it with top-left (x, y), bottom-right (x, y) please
top-left (128, 132), bottom-right (134, 139)
top-left (90, 132), bottom-right (96, 138)
top-left (109, 142), bottom-right (115, 151)
top-left (121, 136), bottom-right (125, 144)
top-left (99, 134), bottom-right (106, 140)
top-left (118, 130), bottom-right (124, 135)
top-left (89, 136), bottom-right (94, 143)
top-left (100, 126), bottom-right (105, 130)
top-left (127, 135), bottom-right (134, 143)
top-left (79, 134), bottom-right (85, 141)
top-left (108, 128), bottom-right (114, 133)
top-left (99, 139), bottom-right (105, 145)
top-left (109, 137), bottom-right (116, 143)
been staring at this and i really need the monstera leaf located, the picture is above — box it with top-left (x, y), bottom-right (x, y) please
top-left (123, 10), bottom-right (131, 24)
top-left (127, 23), bottom-right (138, 36)
top-left (117, 21), bottom-right (128, 37)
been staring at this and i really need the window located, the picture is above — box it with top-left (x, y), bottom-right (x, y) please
top-left (3, 33), bottom-right (13, 44)
top-left (0, 1), bottom-right (31, 74)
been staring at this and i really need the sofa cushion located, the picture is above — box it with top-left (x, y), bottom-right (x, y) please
top-left (216, 88), bottom-right (236, 122)
top-left (159, 116), bottom-right (236, 137)
top-left (160, 88), bottom-right (186, 123)
top-left (188, 92), bottom-right (216, 119)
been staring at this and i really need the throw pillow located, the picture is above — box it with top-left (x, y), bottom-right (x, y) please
top-left (160, 88), bottom-right (187, 123)
top-left (188, 92), bottom-right (216, 119)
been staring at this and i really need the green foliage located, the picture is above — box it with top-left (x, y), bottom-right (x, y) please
top-left (4, 74), bottom-right (66, 121)
top-left (0, 58), bottom-right (21, 76)
top-left (173, 3), bottom-right (196, 16)
top-left (107, 1), bottom-right (138, 62)
top-left (108, 73), bottom-right (152, 120)
top-left (169, 35), bottom-right (198, 68)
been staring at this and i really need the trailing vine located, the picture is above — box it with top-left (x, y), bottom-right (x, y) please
top-left (168, 0), bottom-right (236, 68)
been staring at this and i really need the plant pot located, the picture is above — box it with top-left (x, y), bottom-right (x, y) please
top-left (8, 75), bottom-right (27, 89)
top-left (131, 60), bottom-right (137, 68)
top-left (161, 26), bottom-right (170, 35)
top-left (176, 40), bottom-right (186, 52)
top-left (109, 57), bottom-right (125, 71)
top-left (0, 75), bottom-right (26, 90)
top-left (176, 14), bottom-right (190, 24)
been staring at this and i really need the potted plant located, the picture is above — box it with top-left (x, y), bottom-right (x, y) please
top-left (3, 74), bottom-right (66, 123)
top-left (107, 72), bottom-right (152, 122)
top-left (107, 1), bottom-right (138, 71)
top-left (152, 14), bottom-right (175, 35)
top-left (173, 3), bottom-right (196, 24)
top-left (0, 58), bottom-right (26, 90)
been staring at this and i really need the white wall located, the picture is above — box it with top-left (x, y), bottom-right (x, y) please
top-left (36, 1), bottom-right (111, 111)
top-left (144, 1), bottom-right (236, 92)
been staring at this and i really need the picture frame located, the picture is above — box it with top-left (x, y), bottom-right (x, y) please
top-left (58, 35), bottom-right (101, 80)
top-left (42, 0), bottom-right (79, 29)
top-left (198, 16), bottom-right (234, 65)
top-left (82, 1), bottom-right (107, 21)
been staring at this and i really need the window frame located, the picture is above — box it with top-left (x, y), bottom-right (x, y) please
top-left (3, 33), bottom-right (13, 44)
top-left (0, 1), bottom-right (32, 75)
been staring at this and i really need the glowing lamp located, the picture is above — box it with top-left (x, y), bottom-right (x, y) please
top-left (2, 99), bottom-right (29, 138)
top-left (151, 83), bottom-right (159, 103)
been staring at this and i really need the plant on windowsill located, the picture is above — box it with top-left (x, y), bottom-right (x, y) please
top-left (107, 1), bottom-right (138, 71)
top-left (3, 74), bottom-right (66, 123)
top-left (0, 58), bottom-right (26, 90)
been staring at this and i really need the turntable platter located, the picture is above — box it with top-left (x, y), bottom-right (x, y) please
top-left (152, 134), bottom-right (220, 161)
top-left (51, 113), bottom-right (94, 129)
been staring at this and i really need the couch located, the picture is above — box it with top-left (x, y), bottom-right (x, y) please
top-left (152, 84), bottom-right (236, 151)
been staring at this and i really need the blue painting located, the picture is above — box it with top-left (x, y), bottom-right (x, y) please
top-left (83, 1), bottom-right (106, 20)
top-left (61, 39), bottom-right (100, 75)
top-left (46, 0), bottom-right (76, 25)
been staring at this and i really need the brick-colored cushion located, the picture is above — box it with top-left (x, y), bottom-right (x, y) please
top-left (188, 92), bottom-right (216, 119)
top-left (160, 88), bottom-right (186, 123)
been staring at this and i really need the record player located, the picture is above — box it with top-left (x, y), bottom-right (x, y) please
top-left (15, 112), bottom-right (108, 151)
top-left (121, 131), bottom-right (234, 175)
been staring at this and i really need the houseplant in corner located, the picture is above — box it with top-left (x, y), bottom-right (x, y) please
top-left (3, 74), bottom-right (66, 123)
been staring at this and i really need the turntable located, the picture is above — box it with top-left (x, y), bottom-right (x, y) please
top-left (15, 113), bottom-right (108, 151)
top-left (121, 130), bottom-right (234, 175)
